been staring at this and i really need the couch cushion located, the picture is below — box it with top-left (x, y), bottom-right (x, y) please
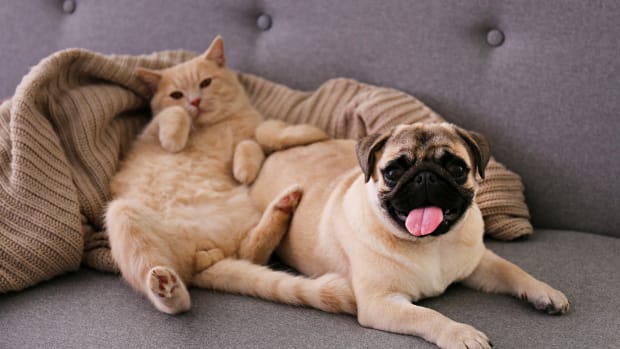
top-left (1, 230), bottom-right (617, 349)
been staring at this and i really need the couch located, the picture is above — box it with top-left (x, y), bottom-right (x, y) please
top-left (1, 1), bottom-right (618, 348)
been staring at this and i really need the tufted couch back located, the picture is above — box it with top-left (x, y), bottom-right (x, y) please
top-left (1, 0), bottom-right (618, 237)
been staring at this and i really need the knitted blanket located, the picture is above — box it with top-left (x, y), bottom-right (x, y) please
top-left (0, 49), bottom-right (531, 292)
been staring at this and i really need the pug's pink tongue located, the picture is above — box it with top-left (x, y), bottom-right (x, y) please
top-left (405, 207), bottom-right (444, 236)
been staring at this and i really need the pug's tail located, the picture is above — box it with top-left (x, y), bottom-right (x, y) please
top-left (191, 258), bottom-right (356, 315)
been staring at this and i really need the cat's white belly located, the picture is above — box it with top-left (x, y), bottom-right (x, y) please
top-left (159, 186), bottom-right (260, 255)
top-left (114, 153), bottom-right (260, 255)
top-left (110, 118), bottom-right (263, 257)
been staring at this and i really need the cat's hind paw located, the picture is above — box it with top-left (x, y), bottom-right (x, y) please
top-left (146, 266), bottom-right (191, 314)
top-left (194, 241), bottom-right (225, 273)
top-left (274, 185), bottom-right (303, 214)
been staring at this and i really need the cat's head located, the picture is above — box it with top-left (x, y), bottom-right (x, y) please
top-left (136, 36), bottom-right (248, 126)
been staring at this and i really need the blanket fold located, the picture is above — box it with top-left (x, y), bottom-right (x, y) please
top-left (0, 49), bottom-right (531, 292)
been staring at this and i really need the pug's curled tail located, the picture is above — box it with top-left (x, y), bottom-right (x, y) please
top-left (192, 258), bottom-right (356, 314)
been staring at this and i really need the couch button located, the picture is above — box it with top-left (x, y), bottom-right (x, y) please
top-left (256, 13), bottom-right (272, 31)
top-left (486, 29), bottom-right (504, 47)
top-left (62, 0), bottom-right (76, 14)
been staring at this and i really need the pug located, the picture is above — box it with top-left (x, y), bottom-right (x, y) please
top-left (250, 122), bottom-right (569, 349)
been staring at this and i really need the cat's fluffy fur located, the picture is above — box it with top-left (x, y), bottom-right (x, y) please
top-left (106, 36), bottom-right (353, 314)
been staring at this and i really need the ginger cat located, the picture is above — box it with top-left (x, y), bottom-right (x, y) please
top-left (106, 36), bottom-right (353, 315)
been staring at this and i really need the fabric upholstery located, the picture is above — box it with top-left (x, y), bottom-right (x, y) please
top-left (0, 48), bottom-right (529, 292)
top-left (1, 1), bottom-right (619, 237)
top-left (1, 230), bottom-right (618, 349)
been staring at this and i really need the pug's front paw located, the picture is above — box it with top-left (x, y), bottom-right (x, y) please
top-left (521, 283), bottom-right (570, 315)
top-left (437, 322), bottom-right (492, 349)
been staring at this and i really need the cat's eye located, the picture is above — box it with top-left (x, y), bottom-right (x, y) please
top-left (199, 78), bottom-right (212, 88)
top-left (169, 91), bottom-right (184, 99)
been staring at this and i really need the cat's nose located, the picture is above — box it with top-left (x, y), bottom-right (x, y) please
top-left (190, 98), bottom-right (201, 107)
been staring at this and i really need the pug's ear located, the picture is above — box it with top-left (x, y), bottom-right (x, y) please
top-left (455, 127), bottom-right (491, 179)
top-left (356, 132), bottom-right (391, 182)
top-left (135, 68), bottom-right (162, 93)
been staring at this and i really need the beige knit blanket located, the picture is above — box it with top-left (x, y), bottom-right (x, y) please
top-left (0, 49), bottom-right (531, 293)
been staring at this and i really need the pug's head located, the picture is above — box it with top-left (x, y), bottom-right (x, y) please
top-left (355, 122), bottom-right (490, 240)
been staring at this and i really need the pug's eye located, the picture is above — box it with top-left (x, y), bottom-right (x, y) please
top-left (382, 166), bottom-right (404, 186)
top-left (169, 91), bottom-right (184, 99)
top-left (199, 78), bottom-right (212, 88)
top-left (448, 164), bottom-right (468, 179)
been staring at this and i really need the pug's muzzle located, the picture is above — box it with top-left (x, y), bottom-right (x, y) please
top-left (382, 162), bottom-right (474, 237)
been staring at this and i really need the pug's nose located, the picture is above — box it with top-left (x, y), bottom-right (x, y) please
top-left (413, 171), bottom-right (437, 186)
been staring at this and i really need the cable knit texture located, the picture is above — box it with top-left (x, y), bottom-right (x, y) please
top-left (0, 49), bottom-right (531, 292)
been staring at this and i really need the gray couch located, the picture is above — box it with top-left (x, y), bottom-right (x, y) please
top-left (1, 1), bottom-right (618, 348)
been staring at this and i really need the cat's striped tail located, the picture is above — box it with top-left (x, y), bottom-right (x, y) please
top-left (191, 258), bottom-right (356, 315)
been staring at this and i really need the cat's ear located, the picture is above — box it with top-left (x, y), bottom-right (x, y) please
top-left (135, 68), bottom-right (162, 92)
top-left (203, 35), bottom-right (225, 67)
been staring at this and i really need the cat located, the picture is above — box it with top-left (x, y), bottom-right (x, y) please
top-left (105, 36), bottom-right (354, 315)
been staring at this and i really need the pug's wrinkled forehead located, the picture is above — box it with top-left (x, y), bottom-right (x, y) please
top-left (380, 123), bottom-right (473, 169)
top-left (356, 122), bottom-right (490, 183)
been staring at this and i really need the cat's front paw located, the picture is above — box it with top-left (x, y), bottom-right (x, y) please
top-left (158, 106), bottom-right (191, 153)
top-left (160, 135), bottom-right (187, 153)
top-left (233, 140), bottom-right (265, 184)
top-left (521, 283), bottom-right (570, 315)
top-left (255, 120), bottom-right (329, 153)
top-left (233, 163), bottom-right (260, 185)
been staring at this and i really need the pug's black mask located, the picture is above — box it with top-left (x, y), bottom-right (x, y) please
top-left (379, 154), bottom-right (474, 237)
